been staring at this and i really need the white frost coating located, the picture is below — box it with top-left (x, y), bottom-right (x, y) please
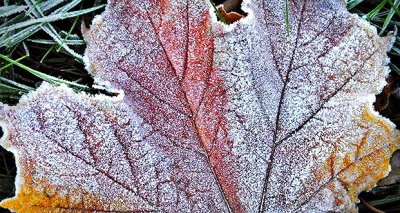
top-left (83, 14), bottom-right (118, 91)
top-left (1, 82), bottom-right (229, 211)
top-left (0, 0), bottom-right (399, 212)
top-left (212, 0), bottom-right (397, 212)
top-left (0, 0), bottom-right (231, 211)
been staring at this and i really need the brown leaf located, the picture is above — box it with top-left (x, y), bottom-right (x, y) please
top-left (220, 0), bottom-right (243, 13)
top-left (0, 0), bottom-right (399, 212)
top-left (218, 5), bottom-right (245, 24)
top-left (374, 76), bottom-right (395, 112)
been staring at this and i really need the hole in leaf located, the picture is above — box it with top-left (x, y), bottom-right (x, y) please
top-left (211, 0), bottom-right (247, 24)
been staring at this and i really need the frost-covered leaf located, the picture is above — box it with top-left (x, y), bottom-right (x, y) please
top-left (378, 150), bottom-right (400, 186)
top-left (0, 0), bottom-right (399, 212)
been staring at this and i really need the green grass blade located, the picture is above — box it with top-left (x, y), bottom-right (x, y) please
top-left (285, 0), bottom-right (290, 35)
top-left (380, 0), bottom-right (400, 35)
top-left (387, 0), bottom-right (400, 17)
top-left (57, 14), bottom-right (80, 51)
top-left (363, 0), bottom-right (389, 21)
top-left (0, 55), bottom-right (28, 72)
top-left (40, 45), bottom-right (54, 63)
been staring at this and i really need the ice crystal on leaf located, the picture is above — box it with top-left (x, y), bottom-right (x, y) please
top-left (0, 0), bottom-right (399, 212)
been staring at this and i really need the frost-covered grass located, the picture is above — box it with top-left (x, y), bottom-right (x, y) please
top-left (0, 0), bottom-right (398, 212)
top-left (0, 0), bottom-right (105, 105)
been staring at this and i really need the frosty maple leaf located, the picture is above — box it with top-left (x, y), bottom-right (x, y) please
top-left (0, 0), bottom-right (399, 212)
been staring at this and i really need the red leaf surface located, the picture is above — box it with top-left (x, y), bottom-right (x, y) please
top-left (0, 0), bottom-right (399, 212)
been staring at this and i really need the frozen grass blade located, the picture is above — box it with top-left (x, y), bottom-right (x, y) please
top-left (369, 16), bottom-right (400, 26)
top-left (51, 0), bottom-right (82, 14)
top-left (392, 46), bottom-right (400, 55)
top-left (24, 0), bottom-right (44, 19)
top-left (391, 63), bottom-right (400, 75)
top-left (28, 38), bottom-right (84, 45)
top-left (39, 0), bottom-right (65, 12)
top-left (39, 25), bottom-right (83, 61)
top-left (0, 5), bottom-right (27, 18)
top-left (0, 0), bottom-right (103, 58)
top-left (1, 12), bottom-right (27, 27)
top-left (0, 54), bottom-right (88, 89)
top-left (0, 6), bottom-right (104, 34)
top-left (21, 0), bottom-right (104, 62)
top-left (0, 24), bottom-right (40, 47)
top-left (348, 0), bottom-right (364, 9)
top-left (0, 83), bottom-right (28, 94)
top-left (22, 41), bottom-right (29, 56)
top-left (24, 4), bottom-right (74, 61)
top-left (59, 31), bottom-right (80, 39)
top-left (0, 76), bottom-right (34, 91)
top-left (25, 0), bottom-right (45, 17)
